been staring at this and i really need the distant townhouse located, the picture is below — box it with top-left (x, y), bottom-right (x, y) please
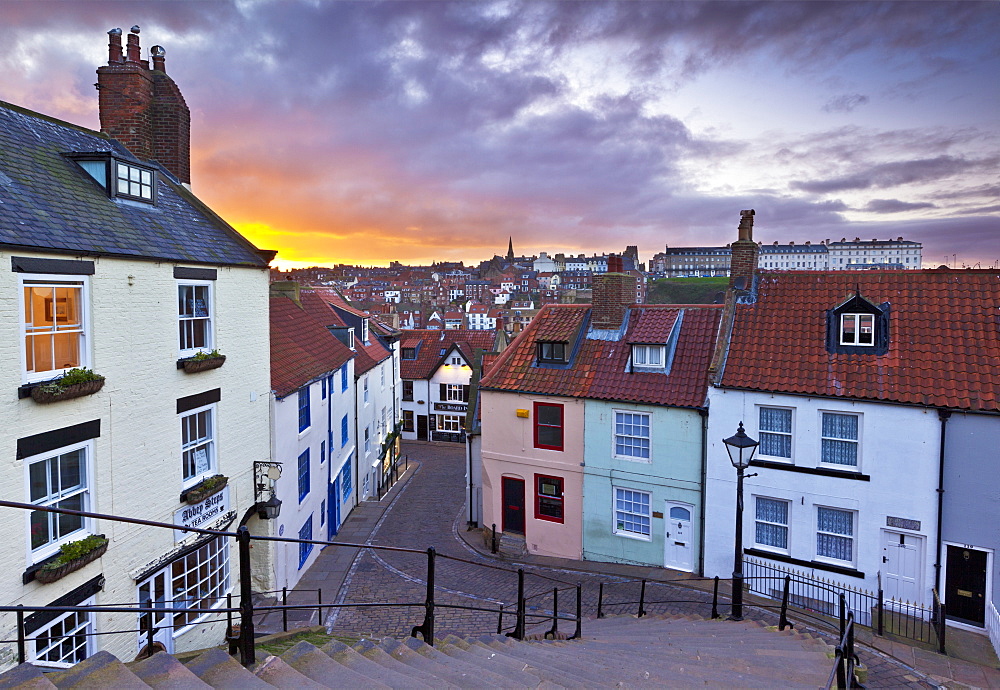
top-left (399, 330), bottom-right (500, 443)
top-left (704, 214), bottom-right (998, 653)
top-left (268, 285), bottom-right (356, 589)
top-left (652, 236), bottom-right (922, 277)
top-left (0, 28), bottom-right (273, 665)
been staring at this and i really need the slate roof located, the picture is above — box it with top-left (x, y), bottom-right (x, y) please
top-left (400, 329), bottom-right (500, 380)
top-left (481, 303), bottom-right (722, 408)
top-left (0, 101), bottom-right (270, 267)
top-left (719, 270), bottom-right (1000, 412)
top-left (270, 293), bottom-right (355, 399)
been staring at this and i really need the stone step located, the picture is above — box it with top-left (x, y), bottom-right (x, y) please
top-left (127, 651), bottom-right (213, 689)
top-left (184, 648), bottom-right (274, 690)
top-left (0, 664), bottom-right (57, 689)
top-left (476, 638), bottom-right (631, 686)
top-left (394, 636), bottom-right (529, 688)
top-left (252, 655), bottom-right (326, 689)
top-left (47, 650), bottom-right (150, 689)
top-left (377, 638), bottom-right (504, 688)
top-left (279, 641), bottom-right (390, 689)
top-left (353, 639), bottom-right (460, 689)
top-left (319, 640), bottom-right (428, 689)
top-left (434, 637), bottom-right (557, 688)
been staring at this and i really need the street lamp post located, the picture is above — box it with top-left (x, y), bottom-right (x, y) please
top-left (723, 421), bottom-right (758, 621)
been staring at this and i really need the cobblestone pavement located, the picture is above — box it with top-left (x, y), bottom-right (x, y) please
top-left (321, 441), bottom-right (943, 688)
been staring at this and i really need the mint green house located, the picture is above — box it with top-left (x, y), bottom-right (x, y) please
top-left (579, 305), bottom-right (720, 573)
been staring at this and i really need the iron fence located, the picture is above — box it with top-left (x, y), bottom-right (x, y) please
top-left (0, 498), bottom-right (580, 670)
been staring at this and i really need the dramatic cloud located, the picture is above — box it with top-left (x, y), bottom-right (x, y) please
top-left (0, 0), bottom-right (997, 268)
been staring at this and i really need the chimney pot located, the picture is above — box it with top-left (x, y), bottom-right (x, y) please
top-left (107, 27), bottom-right (123, 63)
top-left (151, 45), bottom-right (166, 72)
top-left (126, 31), bottom-right (141, 62)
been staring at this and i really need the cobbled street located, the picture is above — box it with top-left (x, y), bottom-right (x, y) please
top-left (319, 441), bottom-right (933, 688)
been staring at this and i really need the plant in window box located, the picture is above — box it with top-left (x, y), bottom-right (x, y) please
top-left (35, 535), bottom-right (108, 584)
top-left (179, 349), bottom-right (226, 373)
top-left (30, 368), bottom-right (106, 403)
top-left (182, 474), bottom-right (228, 504)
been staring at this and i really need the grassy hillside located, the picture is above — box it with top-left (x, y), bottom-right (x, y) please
top-left (646, 277), bottom-right (727, 305)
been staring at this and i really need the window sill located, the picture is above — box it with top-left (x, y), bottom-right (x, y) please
top-left (749, 459), bottom-right (870, 481)
top-left (744, 548), bottom-right (865, 578)
top-left (613, 531), bottom-right (652, 542)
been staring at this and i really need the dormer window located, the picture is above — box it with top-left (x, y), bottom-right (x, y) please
top-left (361, 319), bottom-right (370, 343)
top-left (71, 153), bottom-right (156, 204)
top-left (402, 347), bottom-right (417, 360)
top-left (347, 328), bottom-right (356, 351)
top-left (537, 341), bottom-right (567, 364)
top-left (631, 345), bottom-right (665, 369)
top-left (840, 313), bottom-right (874, 346)
top-left (828, 292), bottom-right (889, 355)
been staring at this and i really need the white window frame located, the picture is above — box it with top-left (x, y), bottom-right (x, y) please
top-left (613, 487), bottom-right (652, 541)
top-left (819, 411), bottom-right (861, 470)
top-left (840, 313), bottom-right (875, 346)
top-left (177, 280), bottom-right (214, 356)
top-left (757, 405), bottom-right (794, 461)
top-left (364, 425), bottom-right (371, 455)
top-left (24, 440), bottom-right (93, 564)
top-left (29, 597), bottom-right (95, 668)
top-left (438, 414), bottom-right (462, 432)
top-left (181, 403), bottom-right (217, 489)
top-left (815, 506), bottom-right (857, 566)
top-left (363, 377), bottom-right (369, 405)
top-left (753, 496), bottom-right (790, 554)
top-left (361, 319), bottom-right (370, 343)
top-left (631, 344), bottom-right (665, 369)
top-left (445, 384), bottom-right (466, 402)
top-left (19, 273), bottom-right (91, 384)
top-left (166, 536), bottom-right (231, 636)
top-left (613, 410), bottom-right (651, 462)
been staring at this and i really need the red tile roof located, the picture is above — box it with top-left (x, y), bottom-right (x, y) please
top-left (720, 270), bottom-right (1000, 412)
top-left (481, 303), bottom-right (722, 408)
top-left (399, 329), bottom-right (500, 380)
top-left (270, 295), bottom-right (354, 399)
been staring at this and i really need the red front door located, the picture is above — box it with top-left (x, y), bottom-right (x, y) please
top-left (501, 477), bottom-right (525, 534)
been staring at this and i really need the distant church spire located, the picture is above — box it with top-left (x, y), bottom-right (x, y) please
top-left (506, 236), bottom-right (514, 262)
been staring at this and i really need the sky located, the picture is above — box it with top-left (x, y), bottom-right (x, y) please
top-left (1, 1), bottom-right (997, 270)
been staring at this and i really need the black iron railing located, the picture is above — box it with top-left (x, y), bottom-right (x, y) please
top-left (825, 594), bottom-right (861, 690)
top-left (0, 498), bottom-right (581, 669)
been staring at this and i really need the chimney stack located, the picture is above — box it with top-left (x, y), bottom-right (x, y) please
top-left (729, 209), bottom-right (759, 288)
top-left (96, 26), bottom-right (191, 185)
top-left (592, 254), bottom-right (633, 330)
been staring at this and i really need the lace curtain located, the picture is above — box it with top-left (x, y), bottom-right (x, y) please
top-left (759, 408), bottom-right (792, 457)
top-left (817, 507), bottom-right (853, 561)
top-left (821, 413), bottom-right (858, 466)
top-left (755, 498), bottom-right (788, 549)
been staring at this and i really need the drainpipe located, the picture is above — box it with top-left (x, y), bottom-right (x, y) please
top-left (698, 408), bottom-right (709, 577)
top-left (934, 409), bottom-right (951, 593)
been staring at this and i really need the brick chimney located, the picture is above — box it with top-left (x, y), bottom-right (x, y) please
top-left (592, 254), bottom-right (633, 330)
top-left (728, 209), bottom-right (759, 288)
top-left (96, 26), bottom-right (191, 185)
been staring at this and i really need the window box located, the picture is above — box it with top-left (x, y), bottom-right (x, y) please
top-left (34, 535), bottom-right (108, 584)
top-left (180, 474), bottom-right (228, 505)
top-left (30, 369), bottom-right (105, 404)
top-left (178, 352), bottom-right (226, 374)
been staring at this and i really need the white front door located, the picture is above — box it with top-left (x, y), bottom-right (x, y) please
top-left (664, 502), bottom-right (694, 572)
top-left (137, 569), bottom-right (174, 654)
top-left (882, 530), bottom-right (923, 603)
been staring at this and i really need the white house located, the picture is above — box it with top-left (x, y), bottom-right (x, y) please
top-left (0, 29), bottom-right (273, 667)
top-left (704, 227), bottom-right (997, 643)
top-left (267, 285), bottom-right (356, 590)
